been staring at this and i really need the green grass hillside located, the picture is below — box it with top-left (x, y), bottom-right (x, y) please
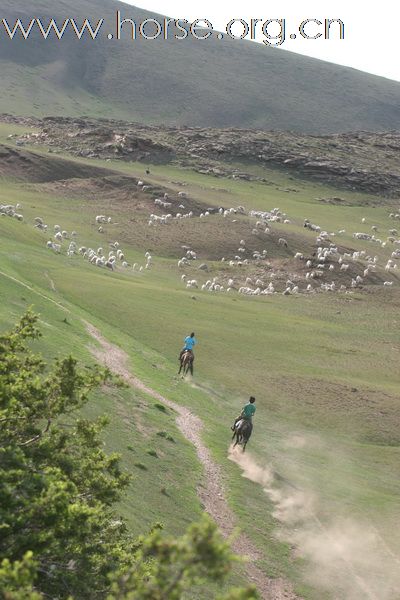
top-left (1, 0), bottom-right (400, 132)
top-left (1, 123), bottom-right (400, 599)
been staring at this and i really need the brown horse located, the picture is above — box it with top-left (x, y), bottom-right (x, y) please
top-left (232, 419), bottom-right (252, 452)
top-left (178, 350), bottom-right (194, 376)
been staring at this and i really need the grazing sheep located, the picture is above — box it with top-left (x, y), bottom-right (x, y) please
top-left (278, 238), bottom-right (288, 248)
top-left (304, 219), bottom-right (321, 232)
top-left (353, 232), bottom-right (372, 240)
top-left (46, 241), bottom-right (61, 253)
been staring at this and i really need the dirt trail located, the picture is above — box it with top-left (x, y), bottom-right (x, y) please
top-left (0, 269), bottom-right (69, 312)
top-left (85, 321), bottom-right (298, 600)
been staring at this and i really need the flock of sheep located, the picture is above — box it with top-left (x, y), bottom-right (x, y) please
top-left (1, 204), bottom-right (152, 274)
top-left (1, 203), bottom-right (24, 221)
top-left (166, 205), bottom-right (400, 296)
top-left (3, 184), bottom-right (400, 299)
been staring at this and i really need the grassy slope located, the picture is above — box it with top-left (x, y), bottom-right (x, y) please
top-left (1, 128), bottom-right (400, 598)
top-left (1, 0), bottom-right (400, 132)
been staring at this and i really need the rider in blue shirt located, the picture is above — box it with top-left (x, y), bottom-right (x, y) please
top-left (179, 332), bottom-right (197, 360)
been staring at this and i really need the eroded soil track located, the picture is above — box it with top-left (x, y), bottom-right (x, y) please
top-left (85, 321), bottom-right (298, 600)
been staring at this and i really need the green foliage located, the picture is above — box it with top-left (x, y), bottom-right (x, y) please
top-left (0, 312), bottom-right (257, 599)
top-left (107, 515), bottom-right (258, 600)
top-left (133, 462), bottom-right (147, 471)
top-left (156, 431), bottom-right (175, 443)
top-left (0, 310), bottom-right (133, 598)
top-left (0, 553), bottom-right (41, 600)
top-left (146, 449), bottom-right (158, 458)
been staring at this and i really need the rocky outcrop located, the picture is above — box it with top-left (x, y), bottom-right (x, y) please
top-left (3, 115), bottom-right (400, 198)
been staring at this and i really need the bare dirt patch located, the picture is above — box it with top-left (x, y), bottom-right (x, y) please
top-left (0, 143), bottom-right (112, 183)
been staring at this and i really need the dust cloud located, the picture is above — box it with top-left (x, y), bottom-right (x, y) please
top-left (228, 446), bottom-right (400, 600)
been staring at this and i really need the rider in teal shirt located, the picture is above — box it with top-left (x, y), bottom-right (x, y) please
top-left (232, 396), bottom-right (256, 430)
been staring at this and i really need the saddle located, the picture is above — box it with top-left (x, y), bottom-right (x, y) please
top-left (235, 419), bottom-right (244, 430)
top-left (179, 349), bottom-right (193, 361)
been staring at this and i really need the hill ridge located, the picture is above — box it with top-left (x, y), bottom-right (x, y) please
top-left (0, 0), bottom-right (399, 132)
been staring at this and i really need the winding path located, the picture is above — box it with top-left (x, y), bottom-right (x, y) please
top-left (85, 321), bottom-right (297, 600)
